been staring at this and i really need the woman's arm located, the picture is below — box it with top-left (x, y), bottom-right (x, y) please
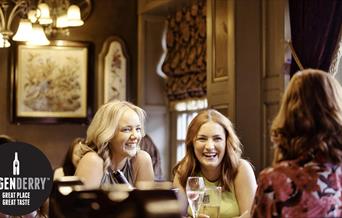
top-left (234, 159), bottom-right (257, 218)
top-left (75, 152), bottom-right (104, 189)
top-left (132, 150), bottom-right (154, 184)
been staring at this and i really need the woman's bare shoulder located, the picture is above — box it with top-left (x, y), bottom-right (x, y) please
top-left (79, 152), bottom-right (103, 166)
top-left (131, 150), bottom-right (154, 182)
top-left (134, 150), bottom-right (152, 163)
top-left (75, 152), bottom-right (104, 189)
top-left (238, 159), bottom-right (254, 171)
top-left (234, 158), bottom-right (257, 187)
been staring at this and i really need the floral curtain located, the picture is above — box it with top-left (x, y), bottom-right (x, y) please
top-left (162, 0), bottom-right (207, 101)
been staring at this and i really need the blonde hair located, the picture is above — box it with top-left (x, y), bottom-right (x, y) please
top-left (84, 100), bottom-right (146, 172)
top-left (172, 109), bottom-right (243, 191)
top-left (272, 69), bottom-right (342, 164)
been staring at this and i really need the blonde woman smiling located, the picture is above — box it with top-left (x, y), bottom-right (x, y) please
top-left (75, 100), bottom-right (154, 188)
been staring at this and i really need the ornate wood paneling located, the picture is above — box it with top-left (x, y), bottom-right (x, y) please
top-left (207, 0), bottom-right (235, 121)
top-left (261, 0), bottom-right (286, 168)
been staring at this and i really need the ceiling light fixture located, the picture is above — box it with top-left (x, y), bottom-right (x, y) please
top-left (0, 0), bottom-right (90, 48)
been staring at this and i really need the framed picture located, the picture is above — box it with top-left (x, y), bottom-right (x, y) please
top-left (11, 40), bottom-right (92, 124)
top-left (98, 36), bottom-right (128, 108)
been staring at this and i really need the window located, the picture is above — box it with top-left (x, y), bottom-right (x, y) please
top-left (170, 98), bottom-right (207, 163)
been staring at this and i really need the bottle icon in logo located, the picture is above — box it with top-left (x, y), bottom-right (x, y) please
top-left (13, 152), bottom-right (20, 176)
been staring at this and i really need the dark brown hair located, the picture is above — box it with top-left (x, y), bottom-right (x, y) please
top-left (63, 137), bottom-right (85, 176)
top-left (271, 69), bottom-right (342, 163)
top-left (140, 134), bottom-right (162, 180)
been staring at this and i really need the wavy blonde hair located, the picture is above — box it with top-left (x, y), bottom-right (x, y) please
top-left (81, 100), bottom-right (146, 172)
top-left (172, 109), bottom-right (243, 191)
top-left (271, 69), bottom-right (342, 164)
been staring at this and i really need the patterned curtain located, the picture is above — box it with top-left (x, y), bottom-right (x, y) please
top-left (162, 0), bottom-right (207, 101)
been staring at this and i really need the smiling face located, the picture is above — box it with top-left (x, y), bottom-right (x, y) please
top-left (193, 121), bottom-right (226, 172)
top-left (110, 108), bottom-right (142, 159)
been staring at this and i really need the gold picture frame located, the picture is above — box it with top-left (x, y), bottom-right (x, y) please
top-left (11, 40), bottom-right (92, 124)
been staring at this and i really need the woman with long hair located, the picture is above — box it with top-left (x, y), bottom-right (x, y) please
top-left (251, 69), bottom-right (342, 217)
top-left (173, 109), bottom-right (257, 218)
top-left (75, 100), bottom-right (154, 188)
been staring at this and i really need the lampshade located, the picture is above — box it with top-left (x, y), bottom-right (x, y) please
top-left (13, 19), bottom-right (32, 41)
top-left (0, 33), bottom-right (10, 48)
top-left (28, 24), bottom-right (50, 45)
top-left (38, 3), bottom-right (53, 25)
top-left (56, 14), bottom-right (69, 28)
top-left (67, 5), bottom-right (84, 27)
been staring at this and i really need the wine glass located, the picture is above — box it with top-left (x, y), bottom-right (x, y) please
top-left (186, 176), bottom-right (205, 218)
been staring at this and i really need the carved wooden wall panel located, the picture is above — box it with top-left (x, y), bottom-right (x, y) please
top-left (207, 0), bottom-right (235, 121)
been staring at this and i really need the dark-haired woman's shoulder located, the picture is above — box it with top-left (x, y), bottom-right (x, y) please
top-left (252, 160), bottom-right (342, 217)
top-left (255, 160), bottom-right (294, 192)
top-left (257, 158), bottom-right (309, 181)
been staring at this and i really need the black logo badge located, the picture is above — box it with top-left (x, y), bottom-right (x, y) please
top-left (0, 142), bottom-right (53, 216)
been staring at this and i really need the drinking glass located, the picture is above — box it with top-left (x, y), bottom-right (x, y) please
top-left (199, 186), bottom-right (222, 218)
top-left (186, 176), bottom-right (205, 218)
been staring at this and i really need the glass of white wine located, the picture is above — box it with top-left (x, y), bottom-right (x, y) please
top-left (186, 176), bottom-right (205, 218)
top-left (200, 186), bottom-right (222, 218)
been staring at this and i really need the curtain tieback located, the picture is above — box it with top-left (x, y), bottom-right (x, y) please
top-left (289, 41), bottom-right (304, 70)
